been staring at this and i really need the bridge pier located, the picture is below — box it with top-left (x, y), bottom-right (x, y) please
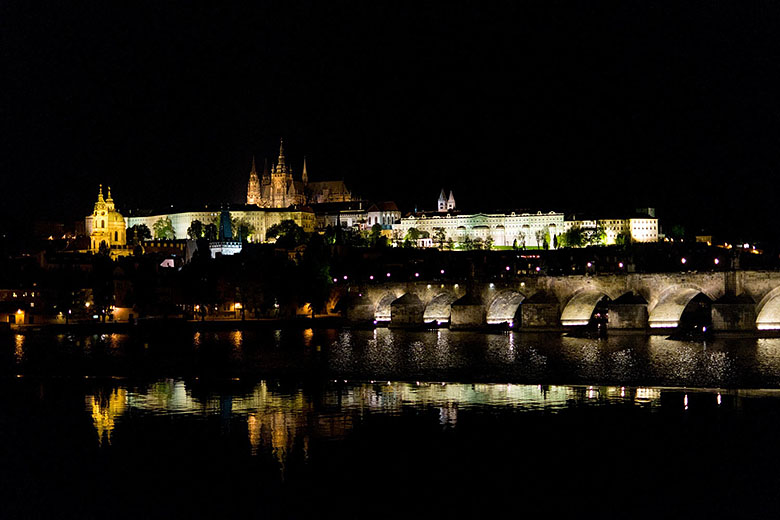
top-left (390, 293), bottom-right (425, 327)
top-left (712, 295), bottom-right (757, 331)
top-left (450, 294), bottom-right (486, 330)
top-left (607, 293), bottom-right (648, 331)
top-left (520, 293), bottom-right (560, 329)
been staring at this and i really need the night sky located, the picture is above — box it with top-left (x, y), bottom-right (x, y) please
top-left (3, 1), bottom-right (780, 241)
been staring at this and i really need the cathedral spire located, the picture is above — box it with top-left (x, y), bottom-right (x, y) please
top-left (277, 138), bottom-right (286, 167)
top-left (302, 156), bottom-right (308, 184)
top-left (98, 184), bottom-right (104, 203)
top-left (251, 155), bottom-right (257, 174)
top-left (106, 186), bottom-right (113, 201)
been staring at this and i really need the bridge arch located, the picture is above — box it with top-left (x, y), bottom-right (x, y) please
top-left (756, 286), bottom-right (780, 330)
top-left (486, 290), bottom-right (525, 325)
top-left (560, 290), bottom-right (611, 326)
top-left (375, 291), bottom-right (400, 322)
top-left (648, 284), bottom-right (715, 328)
top-left (423, 292), bottom-right (458, 324)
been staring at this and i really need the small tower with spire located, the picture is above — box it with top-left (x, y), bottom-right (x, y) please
top-left (302, 156), bottom-right (308, 185)
top-left (247, 156), bottom-right (261, 206)
top-left (437, 189), bottom-right (447, 212)
top-left (447, 190), bottom-right (456, 211)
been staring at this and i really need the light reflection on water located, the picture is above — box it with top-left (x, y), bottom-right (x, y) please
top-left (85, 378), bottom-right (718, 470)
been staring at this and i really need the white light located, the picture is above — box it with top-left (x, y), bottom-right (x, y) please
top-left (386, 273), bottom-right (391, 277)
top-left (684, 394), bottom-right (688, 410)
top-left (333, 278), bottom-right (338, 282)
top-left (717, 393), bottom-right (722, 405)
top-left (415, 272), bottom-right (419, 277)
top-left (535, 266), bottom-right (541, 272)
top-left (505, 266), bottom-right (510, 271)
top-left (454, 284), bottom-right (459, 288)
top-left (714, 258), bottom-right (719, 265)
top-left (343, 275), bottom-right (348, 280)
top-left (370, 275), bottom-right (374, 280)
top-left (587, 262), bottom-right (592, 268)
top-left (427, 284), bottom-right (431, 289)
top-left (681, 258), bottom-right (687, 264)
top-left (618, 262), bottom-right (624, 268)
top-left (489, 283), bottom-right (495, 288)
top-left (440, 269), bottom-right (445, 274)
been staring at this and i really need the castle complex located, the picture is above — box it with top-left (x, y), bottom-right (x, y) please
top-left (246, 139), bottom-right (353, 208)
top-left (84, 140), bottom-right (659, 255)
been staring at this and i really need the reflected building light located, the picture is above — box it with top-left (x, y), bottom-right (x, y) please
top-left (717, 393), bottom-right (722, 405)
top-left (684, 394), bottom-right (689, 410)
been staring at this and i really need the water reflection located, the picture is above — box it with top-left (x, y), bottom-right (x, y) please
top-left (84, 379), bottom-right (687, 469)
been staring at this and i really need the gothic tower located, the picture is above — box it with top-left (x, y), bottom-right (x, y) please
top-left (246, 156), bottom-right (261, 205)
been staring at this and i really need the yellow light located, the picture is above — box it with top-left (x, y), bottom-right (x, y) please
top-left (16, 309), bottom-right (23, 315)
top-left (235, 302), bottom-right (242, 310)
top-left (85, 302), bottom-right (91, 308)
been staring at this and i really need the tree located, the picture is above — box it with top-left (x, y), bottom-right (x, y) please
top-left (404, 227), bottom-right (422, 248)
top-left (127, 224), bottom-right (151, 245)
top-left (187, 220), bottom-right (204, 240)
top-left (369, 224), bottom-right (388, 248)
top-left (153, 217), bottom-right (175, 239)
top-left (433, 227), bottom-right (446, 249)
top-left (97, 240), bottom-right (111, 256)
top-left (445, 237), bottom-right (454, 250)
top-left (584, 225), bottom-right (606, 246)
top-left (558, 227), bottom-right (584, 248)
top-left (267, 220), bottom-right (307, 248)
top-left (204, 223), bottom-right (218, 241)
top-left (534, 229), bottom-right (546, 249)
top-left (484, 236), bottom-right (494, 250)
top-left (232, 218), bottom-right (255, 242)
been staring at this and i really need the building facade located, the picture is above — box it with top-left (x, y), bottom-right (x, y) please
top-left (395, 211), bottom-right (565, 248)
top-left (85, 185), bottom-right (127, 253)
top-left (126, 207), bottom-right (316, 243)
top-left (246, 139), bottom-right (354, 208)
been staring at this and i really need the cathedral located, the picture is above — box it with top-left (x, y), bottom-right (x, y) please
top-left (247, 139), bottom-right (354, 208)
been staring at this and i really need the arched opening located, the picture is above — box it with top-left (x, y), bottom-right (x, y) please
top-left (757, 288), bottom-right (780, 330)
top-left (486, 290), bottom-right (524, 327)
top-left (560, 291), bottom-right (611, 333)
top-left (375, 293), bottom-right (397, 323)
top-left (677, 293), bottom-right (713, 333)
top-left (423, 293), bottom-right (458, 325)
top-left (649, 286), bottom-right (712, 331)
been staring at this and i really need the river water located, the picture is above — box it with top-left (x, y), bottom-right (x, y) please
top-left (3, 329), bottom-right (780, 518)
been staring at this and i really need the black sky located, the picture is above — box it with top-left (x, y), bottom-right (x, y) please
top-left (2, 1), bottom-right (780, 241)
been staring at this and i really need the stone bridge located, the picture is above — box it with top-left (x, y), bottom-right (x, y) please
top-left (339, 270), bottom-right (780, 332)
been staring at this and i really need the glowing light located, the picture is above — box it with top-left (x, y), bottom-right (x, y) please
top-left (714, 258), bottom-right (720, 265)
top-left (535, 266), bottom-right (541, 272)
top-left (681, 258), bottom-right (687, 264)
top-left (587, 262), bottom-right (592, 268)
top-left (370, 275), bottom-right (374, 280)
top-left (343, 275), bottom-right (348, 280)
top-left (386, 273), bottom-right (391, 277)
top-left (489, 283), bottom-right (495, 288)
top-left (505, 266), bottom-right (510, 271)
top-left (16, 309), bottom-right (23, 315)
top-left (684, 394), bottom-right (689, 410)
top-left (85, 302), bottom-right (91, 308)
top-left (333, 278), bottom-right (338, 282)
top-left (618, 262), bottom-right (624, 268)
top-left (440, 269), bottom-right (445, 274)
top-left (454, 284), bottom-right (459, 288)
top-left (717, 393), bottom-right (722, 405)
top-left (415, 272), bottom-right (419, 277)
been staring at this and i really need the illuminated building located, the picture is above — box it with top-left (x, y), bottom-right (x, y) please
top-left (84, 185), bottom-right (128, 254)
top-left (126, 206), bottom-right (316, 243)
top-left (247, 139), bottom-right (354, 208)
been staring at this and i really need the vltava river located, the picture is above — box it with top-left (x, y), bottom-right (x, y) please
top-left (3, 328), bottom-right (780, 518)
